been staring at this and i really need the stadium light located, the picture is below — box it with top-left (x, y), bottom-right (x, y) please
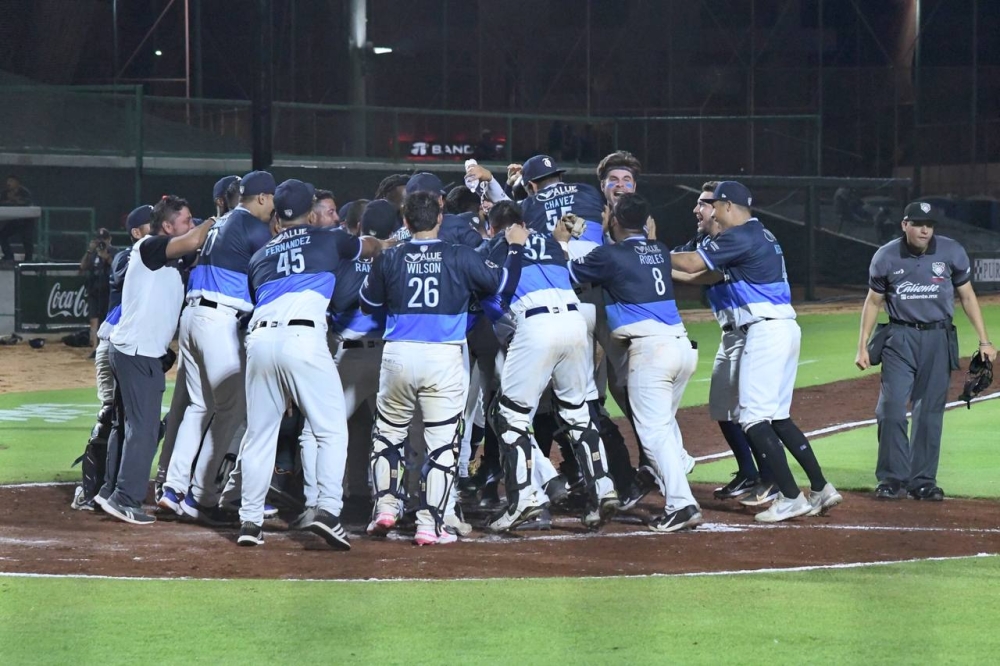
top-left (373, 46), bottom-right (393, 55)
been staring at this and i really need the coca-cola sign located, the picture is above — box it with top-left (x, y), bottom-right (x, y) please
top-left (47, 282), bottom-right (89, 319)
top-left (15, 263), bottom-right (92, 332)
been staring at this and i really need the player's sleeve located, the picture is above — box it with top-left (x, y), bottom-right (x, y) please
top-left (334, 228), bottom-right (363, 260)
top-left (109, 249), bottom-right (130, 289)
top-left (696, 229), bottom-right (747, 272)
top-left (466, 244), bottom-right (524, 302)
top-left (138, 236), bottom-right (171, 270)
top-left (868, 249), bottom-right (889, 294)
top-left (672, 233), bottom-right (704, 253)
top-left (568, 244), bottom-right (612, 285)
top-left (950, 242), bottom-right (972, 288)
top-left (359, 252), bottom-right (387, 313)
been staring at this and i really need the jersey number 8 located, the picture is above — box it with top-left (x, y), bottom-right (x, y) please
top-left (277, 248), bottom-right (305, 276)
top-left (651, 267), bottom-right (666, 296)
top-left (407, 276), bottom-right (439, 308)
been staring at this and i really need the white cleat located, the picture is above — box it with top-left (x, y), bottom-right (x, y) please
top-left (754, 492), bottom-right (812, 523)
top-left (806, 483), bottom-right (844, 516)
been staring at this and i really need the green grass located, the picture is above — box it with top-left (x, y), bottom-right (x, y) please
top-left (1, 556), bottom-right (998, 665)
top-left (690, 396), bottom-right (1000, 497)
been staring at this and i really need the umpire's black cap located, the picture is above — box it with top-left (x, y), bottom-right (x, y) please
top-left (126, 204), bottom-right (154, 231)
top-left (405, 172), bottom-right (446, 196)
top-left (274, 179), bottom-right (315, 221)
top-left (521, 155), bottom-right (566, 183)
top-left (240, 170), bottom-right (277, 197)
top-left (903, 201), bottom-right (941, 225)
top-left (212, 175), bottom-right (240, 200)
top-left (361, 199), bottom-right (400, 240)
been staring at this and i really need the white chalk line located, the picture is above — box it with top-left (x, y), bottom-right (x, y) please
top-left (692, 389), bottom-right (1000, 463)
top-left (0, 553), bottom-right (995, 584)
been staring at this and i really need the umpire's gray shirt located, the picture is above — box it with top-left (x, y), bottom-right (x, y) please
top-left (868, 235), bottom-right (971, 323)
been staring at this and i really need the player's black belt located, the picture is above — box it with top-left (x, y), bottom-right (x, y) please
top-left (738, 317), bottom-right (776, 335)
top-left (250, 319), bottom-right (316, 332)
top-left (197, 297), bottom-right (219, 308)
top-left (341, 338), bottom-right (385, 349)
top-left (889, 318), bottom-right (950, 331)
top-left (524, 303), bottom-right (579, 318)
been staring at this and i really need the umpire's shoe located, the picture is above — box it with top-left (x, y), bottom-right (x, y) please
top-left (237, 522), bottom-right (264, 547)
top-left (307, 509), bottom-right (352, 551)
top-left (875, 480), bottom-right (906, 500)
top-left (648, 504), bottom-right (702, 533)
top-left (907, 483), bottom-right (945, 502)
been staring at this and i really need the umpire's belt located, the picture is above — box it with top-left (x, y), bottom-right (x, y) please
top-left (250, 319), bottom-right (317, 332)
top-left (524, 303), bottom-right (579, 318)
top-left (341, 338), bottom-right (386, 349)
top-left (889, 317), bottom-right (949, 331)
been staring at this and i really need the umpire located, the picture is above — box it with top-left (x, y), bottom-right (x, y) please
top-left (856, 201), bottom-right (996, 501)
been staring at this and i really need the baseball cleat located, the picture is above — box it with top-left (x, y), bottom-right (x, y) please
top-left (714, 473), bottom-right (757, 500)
top-left (738, 481), bottom-right (780, 507)
top-left (180, 495), bottom-right (235, 527)
top-left (512, 505), bottom-right (553, 531)
top-left (444, 510), bottom-right (473, 537)
top-left (306, 510), bottom-right (351, 551)
top-left (648, 504), bottom-right (702, 533)
top-left (414, 526), bottom-right (459, 546)
top-left (583, 491), bottom-right (621, 529)
top-left (543, 476), bottom-right (570, 506)
top-left (806, 483), bottom-right (844, 516)
top-left (366, 511), bottom-right (397, 537)
top-left (754, 492), bottom-right (811, 523)
top-left (237, 521), bottom-right (264, 547)
top-left (156, 486), bottom-right (184, 515)
top-left (70, 486), bottom-right (95, 511)
top-left (487, 500), bottom-right (545, 533)
top-left (289, 506), bottom-right (317, 531)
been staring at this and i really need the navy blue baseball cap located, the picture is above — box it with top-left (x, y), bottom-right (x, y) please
top-left (126, 204), bottom-right (154, 231)
top-left (704, 181), bottom-right (753, 208)
top-left (521, 155), bottom-right (566, 183)
top-left (338, 200), bottom-right (355, 220)
top-left (212, 175), bottom-right (240, 200)
top-left (274, 179), bottom-right (315, 221)
top-left (360, 199), bottom-right (400, 240)
top-left (405, 172), bottom-right (446, 196)
top-left (239, 170), bottom-right (277, 197)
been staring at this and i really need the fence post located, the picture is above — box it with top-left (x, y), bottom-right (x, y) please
top-left (506, 115), bottom-right (514, 163)
top-left (805, 184), bottom-right (817, 302)
top-left (134, 85), bottom-right (144, 207)
top-left (392, 110), bottom-right (400, 162)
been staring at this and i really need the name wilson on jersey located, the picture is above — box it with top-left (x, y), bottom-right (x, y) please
top-left (404, 250), bottom-right (442, 275)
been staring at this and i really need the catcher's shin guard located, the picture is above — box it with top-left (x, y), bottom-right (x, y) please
top-left (369, 412), bottom-right (408, 514)
top-left (494, 395), bottom-right (535, 511)
top-left (418, 412), bottom-right (463, 533)
top-left (555, 398), bottom-right (608, 497)
top-left (72, 437), bottom-right (107, 503)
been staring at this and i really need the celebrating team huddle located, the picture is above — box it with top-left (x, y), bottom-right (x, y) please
top-left (70, 150), bottom-right (843, 550)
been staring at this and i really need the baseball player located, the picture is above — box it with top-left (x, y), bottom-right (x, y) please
top-left (155, 175), bottom-right (240, 502)
top-left (670, 181), bottom-right (842, 522)
top-left (71, 205), bottom-right (152, 511)
top-left (671, 182), bottom-right (769, 502)
top-left (360, 191), bottom-right (527, 545)
top-left (561, 193), bottom-right (701, 531)
top-left (235, 179), bottom-right (384, 548)
top-left (159, 171), bottom-right (275, 523)
top-left (294, 199), bottom-right (395, 524)
top-left (96, 196), bottom-right (216, 525)
top-left (482, 201), bottom-right (620, 532)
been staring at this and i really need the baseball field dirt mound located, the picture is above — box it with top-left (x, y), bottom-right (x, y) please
top-left (0, 483), bottom-right (997, 580)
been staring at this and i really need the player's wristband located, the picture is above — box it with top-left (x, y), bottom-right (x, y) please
top-left (979, 341), bottom-right (993, 347)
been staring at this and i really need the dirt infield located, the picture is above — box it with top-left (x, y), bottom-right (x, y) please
top-left (1, 352), bottom-right (996, 580)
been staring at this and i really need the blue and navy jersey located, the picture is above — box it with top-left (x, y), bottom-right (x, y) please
top-left (439, 212), bottom-right (484, 248)
top-left (97, 248), bottom-right (131, 339)
top-left (673, 233), bottom-right (733, 329)
top-left (695, 218), bottom-right (795, 327)
top-left (330, 230), bottom-right (385, 339)
top-left (360, 238), bottom-right (515, 344)
top-left (248, 225), bottom-right (362, 329)
top-left (521, 181), bottom-right (606, 244)
top-left (187, 207), bottom-right (272, 312)
top-left (570, 236), bottom-right (686, 337)
top-left (484, 231), bottom-right (577, 316)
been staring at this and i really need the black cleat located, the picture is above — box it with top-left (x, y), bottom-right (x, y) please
top-left (237, 522), bottom-right (264, 547)
top-left (648, 504), bottom-right (702, 532)
top-left (307, 509), bottom-right (352, 550)
top-left (875, 481), bottom-right (906, 500)
top-left (713, 473), bottom-right (758, 500)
